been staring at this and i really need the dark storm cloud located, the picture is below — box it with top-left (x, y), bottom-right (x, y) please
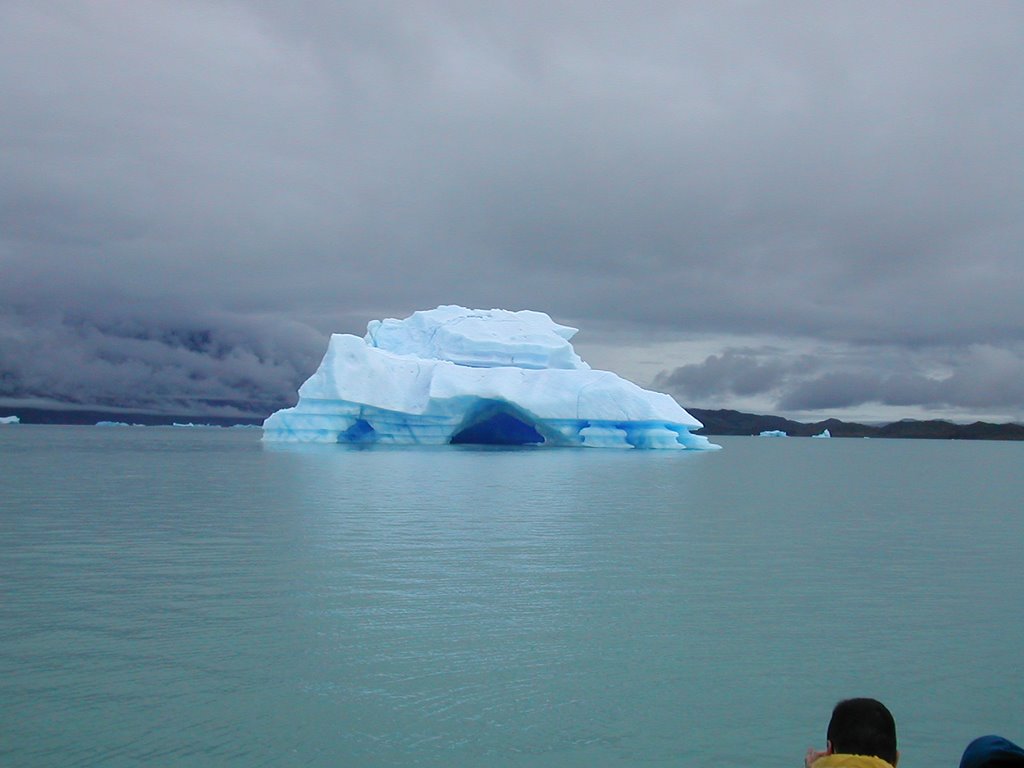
top-left (1, 1), bottom-right (1023, 418)
top-left (653, 349), bottom-right (816, 400)
top-left (0, 303), bottom-right (324, 416)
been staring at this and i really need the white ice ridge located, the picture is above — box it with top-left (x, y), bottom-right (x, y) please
top-left (263, 306), bottom-right (720, 450)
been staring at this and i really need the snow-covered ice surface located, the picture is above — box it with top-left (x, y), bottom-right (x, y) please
top-left (263, 307), bottom-right (718, 450)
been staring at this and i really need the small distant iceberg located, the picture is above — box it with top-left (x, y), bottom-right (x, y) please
top-left (812, 429), bottom-right (832, 438)
top-left (264, 306), bottom-right (719, 450)
top-left (759, 429), bottom-right (788, 437)
top-left (0, 415), bottom-right (19, 425)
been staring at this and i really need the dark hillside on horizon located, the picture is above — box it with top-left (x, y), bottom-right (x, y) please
top-left (688, 409), bottom-right (1024, 441)
top-left (0, 407), bottom-right (265, 427)
top-left (3, 405), bottom-right (1023, 440)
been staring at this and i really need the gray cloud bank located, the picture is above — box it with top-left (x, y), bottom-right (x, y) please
top-left (1, 2), bottom-right (1023, 421)
top-left (655, 343), bottom-right (1024, 418)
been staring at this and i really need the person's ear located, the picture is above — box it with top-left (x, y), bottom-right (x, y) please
top-left (893, 749), bottom-right (899, 766)
top-left (826, 741), bottom-right (834, 755)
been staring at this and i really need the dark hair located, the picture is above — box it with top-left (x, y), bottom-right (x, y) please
top-left (827, 698), bottom-right (898, 765)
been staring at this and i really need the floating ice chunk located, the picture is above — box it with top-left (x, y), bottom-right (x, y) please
top-left (759, 430), bottom-right (788, 437)
top-left (264, 306), bottom-right (719, 450)
top-left (812, 429), bottom-right (831, 438)
top-left (0, 415), bottom-right (19, 425)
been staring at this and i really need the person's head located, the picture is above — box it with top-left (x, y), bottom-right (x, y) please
top-left (959, 735), bottom-right (1024, 768)
top-left (826, 698), bottom-right (898, 766)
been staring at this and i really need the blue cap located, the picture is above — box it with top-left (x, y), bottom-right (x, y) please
top-left (960, 735), bottom-right (1024, 768)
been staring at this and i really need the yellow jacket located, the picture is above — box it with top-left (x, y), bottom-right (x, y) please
top-left (812, 755), bottom-right (896, 768)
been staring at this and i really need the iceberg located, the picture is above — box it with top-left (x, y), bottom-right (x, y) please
top-left (812, 429), bottom-right (832, 438)
top-left (759, 430), bottom-right (788, 437)
top-left (263, 306), bottom-right (718, 450)
top-left (0, 415), bottom-right (19, 425)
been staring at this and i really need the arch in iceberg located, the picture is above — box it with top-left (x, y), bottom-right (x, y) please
top-left (449, 401), bottom-right (546, 446)
top-left (339, 418), bottom-right (376, 444)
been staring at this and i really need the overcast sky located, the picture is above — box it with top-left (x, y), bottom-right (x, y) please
top-left (2, 1), bottom-right (1022, 423)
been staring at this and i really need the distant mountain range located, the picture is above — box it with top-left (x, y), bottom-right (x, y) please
top-left (688, 409), bottom-right (1024, 440)
top-left (0, 407), bottom-right (266, 428)
top-left (3, 405), bottom-right (1023, 441)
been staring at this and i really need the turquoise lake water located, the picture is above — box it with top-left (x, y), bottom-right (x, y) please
top-left (2, 426), bottom-right (1022, 767)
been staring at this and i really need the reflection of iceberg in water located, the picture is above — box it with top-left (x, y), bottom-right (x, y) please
top-left (263, 306), bottom-right (719, 450)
